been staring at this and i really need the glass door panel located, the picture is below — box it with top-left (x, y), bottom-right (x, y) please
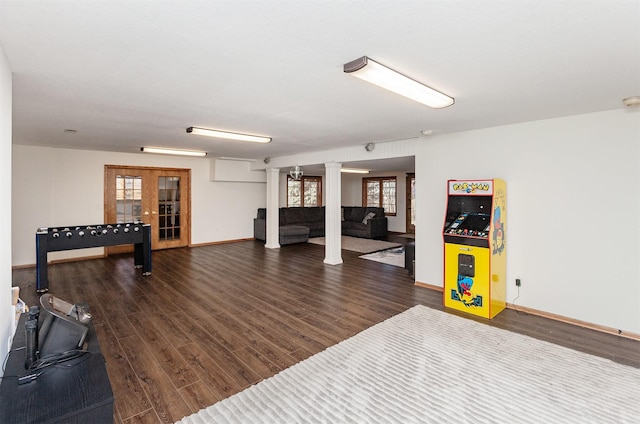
top-left (115, 175), bottom-right (143, 223)
top-left (157, 176), bottom-right (181, 242)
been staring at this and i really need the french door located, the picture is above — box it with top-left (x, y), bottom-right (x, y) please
top-left (406, 173), bottom-right (415, 234)
top-left (104, 165), bottom-right (191, 252)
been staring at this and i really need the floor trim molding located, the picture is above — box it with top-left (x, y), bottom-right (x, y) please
top-left (506, 302), bottom-right (640, 341)
top-left (415, 280), bottom-right (640, 341)
top-left (189, 238), bottom-right (254, 248)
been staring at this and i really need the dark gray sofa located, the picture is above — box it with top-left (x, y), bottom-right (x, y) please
top-left (253, 207), bottom-right (322, 245)
top-left (341, 206), bottom-right (387, 239)
top-left (279, 207), bottom-right (325, 237)
top-left (254, 206), bottom-right (387, 243)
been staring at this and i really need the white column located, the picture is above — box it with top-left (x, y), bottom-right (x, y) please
top-left (265, 168), bottom-right (280, 249)
top-left (324, 162), bottom-right (343, 265)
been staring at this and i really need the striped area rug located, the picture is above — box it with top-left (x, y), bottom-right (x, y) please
top-left (307, 236), bottom-right (401, 254)
top-left (359, 247), bottom-right (405, 268)
top-left (176, 305), bottom-right (640, 423)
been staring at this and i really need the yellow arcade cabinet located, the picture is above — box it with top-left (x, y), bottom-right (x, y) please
top-left (443, 179), bottom-right (506, 319)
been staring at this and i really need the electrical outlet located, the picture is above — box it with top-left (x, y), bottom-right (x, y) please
top-left (515, 278), bottom-right (521, 287)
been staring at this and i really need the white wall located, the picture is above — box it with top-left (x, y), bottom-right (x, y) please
top-left (12, 146), bottom-right (265, 266)
top-left (415, 109), bottom-right (640, 334)
top-left (340, 173), bottom-right (362, 206)
top-left (0, 42), bottom-right (13, 375)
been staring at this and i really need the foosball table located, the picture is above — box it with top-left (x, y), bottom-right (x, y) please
top-left (35, 223), bottom-right (152, 293)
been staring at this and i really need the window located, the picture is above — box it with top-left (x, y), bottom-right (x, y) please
top-left (287, 176), bottom-right (322, 207)
top-left (362, 176), bottom-right (397, 215)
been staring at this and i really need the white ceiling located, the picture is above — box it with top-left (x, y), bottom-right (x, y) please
top-left (1, 0), bottom-right (638, 172)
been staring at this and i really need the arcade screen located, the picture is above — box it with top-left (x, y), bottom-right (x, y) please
top-left (444, 195), bottom-right (493, 235)
top-left (454, 213), bottom-right (491, 231)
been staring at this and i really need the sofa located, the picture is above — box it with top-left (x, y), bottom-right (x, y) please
top-left (341, 206), bottom-right (387, 239)
top-left (253, 206), bottom-right (387, 244)
top-left (253, 207), bottom-right (323, 245)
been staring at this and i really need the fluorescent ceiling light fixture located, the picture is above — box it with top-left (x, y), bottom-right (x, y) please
top-left (341, 168), bottom-right (370, 174)
top-left (186, 126), bottom-right (272, 143)
top-left (343, 56), bottom-right (454, 109)
top-left (218, 157), bottom-right (257, 162)
top-left (141, 147), bottom-right (207, 157)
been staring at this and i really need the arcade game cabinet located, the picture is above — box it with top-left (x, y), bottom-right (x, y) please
top-left (443, 179), bottom-right (506, 319)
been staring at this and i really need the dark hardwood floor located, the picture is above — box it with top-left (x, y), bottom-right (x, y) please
top-left (12, 236), bottom-right (640, 423)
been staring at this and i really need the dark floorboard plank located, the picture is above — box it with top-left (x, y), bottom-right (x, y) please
top-left (123, 408), bottom-right (161, 424)
top-left (94, 317), bottom-right (153, 421)
top-left (177, 380), bottom-right (219, 415)
top-left (127, 312), bottom-right (199, 389)
top-left (235, 309), bottom-right (302, 354)
top-left (246, 338), bottom-right (300, 371)
top-left (170, 311), bottom-right (262, 390)
top-left (233, 345), bottom-right (283, 379)
top-left (118, 334), bottom-right (192, 424)
top-left (177, 342), bottom-right (241, 401)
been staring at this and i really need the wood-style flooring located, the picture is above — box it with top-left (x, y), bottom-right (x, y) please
top-left (12, 236), bottom-right (640, 423)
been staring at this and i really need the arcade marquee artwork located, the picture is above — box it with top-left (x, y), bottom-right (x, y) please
top-left (443, 179), bottom-right (507, 319)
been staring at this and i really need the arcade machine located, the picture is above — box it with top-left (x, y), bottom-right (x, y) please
top-left (443, 179), bottom-right (506, 319)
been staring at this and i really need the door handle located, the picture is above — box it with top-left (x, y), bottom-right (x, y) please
top-left (152, 211), bottom-right (157, 215)
top-left (144, 211), bottom-right (150, 215)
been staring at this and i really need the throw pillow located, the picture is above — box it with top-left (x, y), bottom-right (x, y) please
top-left (362, 211), bottom-right (376, 224)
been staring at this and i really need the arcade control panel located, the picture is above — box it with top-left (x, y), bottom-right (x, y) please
top-left (444, 213), bottom-right (491, 238)
top-left (36, 223), bottom-right (152, 293)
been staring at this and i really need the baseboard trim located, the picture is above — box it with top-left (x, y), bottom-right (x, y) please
top-left (414, 281), bottom-right (443, 292)
top-left (12, 240), bottom-right (254, 269)
top-left (12, 254), bottom-right (106, 270)
top-left (190, 238), bottom-right (255, 248)
top-left (505, 303), bottom-right (640, 341)
top-left (414, 280), bottom-right (640, 341)
top-left (11, 263), bottom-right (36, 270)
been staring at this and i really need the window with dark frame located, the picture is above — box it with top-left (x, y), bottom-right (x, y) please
top-left (362, 176), bottom-right (397, 215)
top-left (287, 176), bottom-right (322, 207)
